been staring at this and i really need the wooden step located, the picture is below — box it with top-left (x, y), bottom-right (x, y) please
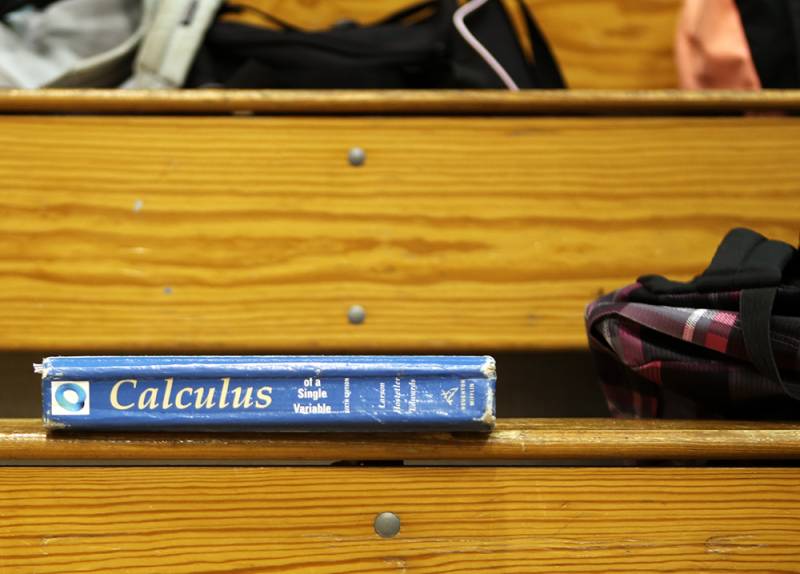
top-left (3, 89), bottom-right (800, 114)
top-left (3, 418), bottom-right (800, 462)
top-left (1, 99), bottom-right (798, 351)
top-left (2, 466), bottom-right (798, 573)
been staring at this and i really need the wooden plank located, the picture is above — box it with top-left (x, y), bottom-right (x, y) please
top-left (1, 115), bottom-right (799, 351)
top-left (5, 89), bottom-right (800, 114)
top-left (3, 418), bottom-right (800, 462)
top-left (1, 467), bottom-right (799, 573)
top-left (527, 0), bottom-right (681, 88)
top-left (218, 0), bottom-right (682, 89)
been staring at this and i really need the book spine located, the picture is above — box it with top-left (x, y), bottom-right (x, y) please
top-left (43, 373), bottom-right (495, 431)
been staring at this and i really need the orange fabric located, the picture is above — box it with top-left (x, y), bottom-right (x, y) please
top-left (676, 0), bottom-right (761, 90)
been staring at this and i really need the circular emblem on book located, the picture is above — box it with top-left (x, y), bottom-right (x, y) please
top-left (54, 382), bottom-right (88, 412)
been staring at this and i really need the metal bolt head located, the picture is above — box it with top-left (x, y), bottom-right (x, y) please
top-left (348, 304), bottom-right (366, 325)
top-left (374, 512), bottom-right (400, 538)
top-left (348, 147), bottom-right (366, 167)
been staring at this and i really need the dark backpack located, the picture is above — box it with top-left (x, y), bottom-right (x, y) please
top-left (586, 228), bottom-right (800, 419)
top-left (185, 0), bottom-right (565, 89)
top-left (736, 0), bottom-right (800, 88)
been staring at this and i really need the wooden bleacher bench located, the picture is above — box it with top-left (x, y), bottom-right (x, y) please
top-left (2, 2), bottom-right (800, 573)
top-left (1, 88), bottom-right (799, 574)
top-left (1, 90), bottom-right (799, 350)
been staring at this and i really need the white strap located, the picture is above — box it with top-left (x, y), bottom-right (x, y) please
top-left (453, 0), bottom-right (519, 90)
top-left (127, 0), bottom-right (223, 89)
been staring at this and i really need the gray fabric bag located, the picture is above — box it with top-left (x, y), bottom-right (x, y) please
top-left (0, 0), bottom-right (219, 88)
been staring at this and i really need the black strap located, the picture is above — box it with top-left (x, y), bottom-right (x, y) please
top-left (740, 287), bottom-right (800, 400)
top-left (215, 0), bottom-right (452, 60)
top-left (376, 0), bottom-right (442, 25)
top-left (516, 0), bottom-right (565, 88)
top-left (224, 0), bottom-right (452, 34)
top-left (222, 3), bottom-right (301, 31)
top-left (640, 227), bottom-right (795, 294)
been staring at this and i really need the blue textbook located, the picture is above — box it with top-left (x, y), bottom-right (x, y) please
top-left (37, 356), bottom-right (496, 431)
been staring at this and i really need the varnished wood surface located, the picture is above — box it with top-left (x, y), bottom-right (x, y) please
top-left (218, 0), bottom-right (683, 89)
top-left (2, 466), bottom-right (799, 573)
top-left (528, 0), bottom-right (681, 88)
top-left (4, 89), bottom-right (800, 114)
top-left (1, 115), bottom-right (799, 350)
top-left (3, 418), bottom-right (800, 461)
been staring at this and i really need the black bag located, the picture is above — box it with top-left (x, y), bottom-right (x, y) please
top-left (736, 0), bottom-right (800, 88)
top-left (185, 0), bottom-right (565, 89)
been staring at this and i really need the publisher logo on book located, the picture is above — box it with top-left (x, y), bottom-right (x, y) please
top-left (51, 381), bottom-right (91, 416)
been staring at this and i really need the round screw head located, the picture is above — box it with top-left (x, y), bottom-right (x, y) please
top-left (348, 147), bottom-right (366, 167)
top-left (347, 304), bottom-right (366, 325)
top-left (374, 512), bottom-right (400, 538)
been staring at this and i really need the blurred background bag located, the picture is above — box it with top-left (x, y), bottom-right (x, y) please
top-left (676, 0), bottom-right (800, 89)
top-left (184, 0), bottom-right (565, 89)
top-left (0, 0), bottom-right (220, 88)
top-left (736, 0), bottom-right (800, 88)
top-left (0, 0), bottom-right (153, 87)
top-left (0, 0), bottom-right (564, 89)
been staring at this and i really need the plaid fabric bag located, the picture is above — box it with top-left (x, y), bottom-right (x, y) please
top-left (586, 228), bottom-right (800, 419)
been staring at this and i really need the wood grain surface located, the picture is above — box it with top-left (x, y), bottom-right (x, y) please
top-left (6, 89), bottom-right (800, 114)
top-left (529, 0), bottom-right (681, 88)
top-left (219, 0), bottom-right (682, 89)
top-left (1, 115), bottom-right (799, 351)
top-left (3, 418), bottom-right (800, 462)
top-left (2, 466), bottom-right (799, 573)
